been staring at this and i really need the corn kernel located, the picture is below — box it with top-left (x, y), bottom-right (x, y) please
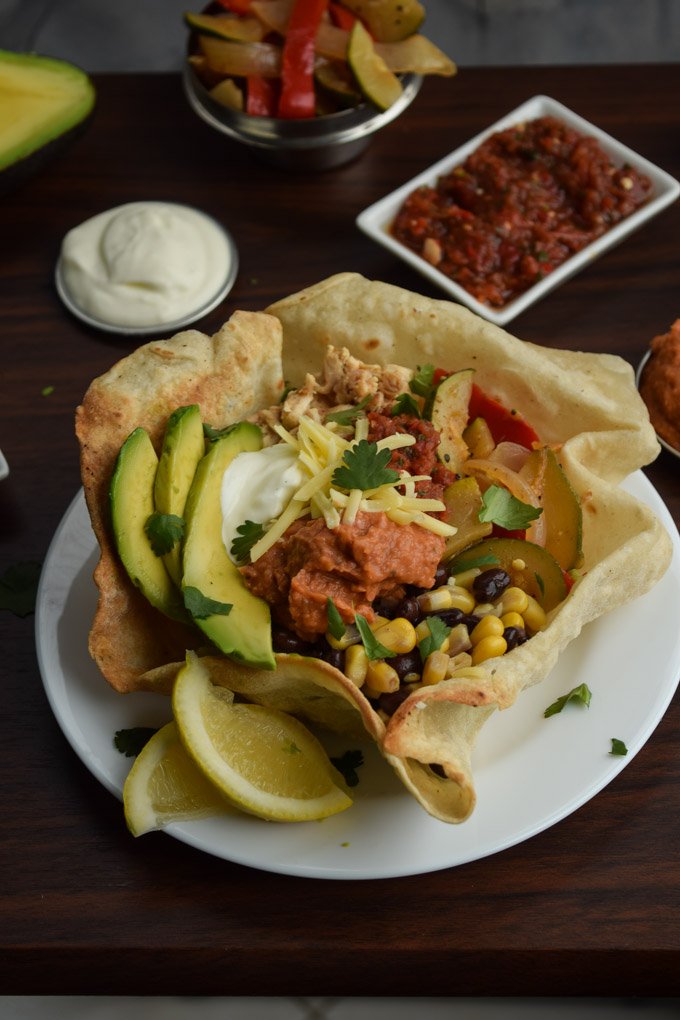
top-left (449, 567), bottom-right (480, 591)
top-left (501, 611), bottom-right (525, 630)
top-left (344, 644), bottom-right (368, 686)
top-left (326, 623), bottom-right (360, 651)
top-left (472, 601), bottom-right (495, 618)
top-left (471, 634), bottom-right (508, 665)
top-left (523, 595), bottom-right (547, 633)
top-left (499, 586), bottom-right (529, 615)
top-left (447, 622), bottom-right (472, 656)
top-left (372, 617), bottom-right (417, 654)
top-left (422, 650), bottom-right (449, 685)
top-left (417, 586), bottom-right (453, 613)
top-left (448, 585), bottom-right (476, 613)
top-left (470, 614), bottom-right (504, 646)
top-left (365, 659), bottom-right (400, 693)
top-left (370, 615), bottom-right (390, 631)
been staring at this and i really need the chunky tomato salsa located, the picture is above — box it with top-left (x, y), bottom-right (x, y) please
top-left (390, 116), bottom-right (652, 308)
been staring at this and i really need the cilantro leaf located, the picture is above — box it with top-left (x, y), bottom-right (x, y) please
top-left (409, 363), bottom-right (436, 398)
top-left (391, 392), bottom-right (422, 418)
top-left (332, 440), bottom-right (400, 492)
top-left (610, 737), bottom-right (628, 756)
top-left (326, 597), bottom-right (346, 641)
top-left (449, 553), bottom-right (500, 572)
top-left (544, 682), bottom-right (592, 718)
top-left (478, 485), bottom-right (543, 531)
top-left (418, 615), bottom-right (451, 661)
top-left (203, 421), bottom-right (248, 443)
top-left (0, 561), bottom-right (42, 617)
top-left (325, 396), bottom-right (371, 426)
top-left (230, 520), bottom-right (265, 564)
top-left (183, 585), bottom-right (232, 620)
top-left (355, 613), bottom-right (396, 660)
top-left (144, 512), bottom-right (184, 556)
top-left (114, 727), bottom-right (158, 757)
top-left (330, 749), bottom-right (364, 788)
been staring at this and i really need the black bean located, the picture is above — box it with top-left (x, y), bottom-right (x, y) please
top-left (378, 687), bottom-right (413, 717)
top-left (434, 564), bottom-right (449, 587)
top-left (390, 650), bottom-right (422, 681)
top-left (373, 595), bottom-right (401, 618)
top-left (472, 568), bottom-right (511, 603)
top-left (313, 640), bottom-right (344, 671)
top-left (463, 613), bottom-right (482, 631)
top-left (503, 626), bottom-right (527, 651)
top-left (427, 607), bottom-right (466, 628)
top-left (272, 628), bottom-right (308, 654)
top-left (397, 595), bottom-right (422, 624)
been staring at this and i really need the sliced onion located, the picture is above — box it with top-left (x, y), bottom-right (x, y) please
top-left (488, 442), bottom-right (532, 472)
top-left (465, 457), bottom-right (546, 546)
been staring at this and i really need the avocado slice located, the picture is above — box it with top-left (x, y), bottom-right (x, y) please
top-left (110, 427), bottom-right (188, 623)
top-left (347, 19), bottom-right (403, 111)
top-left (153, 405), bottom-right (206, 587)
top-left (448, 536), bottom-right (567, 612)
top-left (429, 368), bottom-right (475, 473)
top-left (0, 50), bottom-right (95, 176)
top-left (341, 0), bottom-right (426, 43)
top-left (182, 422), bottom-right (276, 670)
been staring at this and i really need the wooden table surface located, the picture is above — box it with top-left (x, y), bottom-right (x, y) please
top-left (2, 64), bottom-right (679, 997)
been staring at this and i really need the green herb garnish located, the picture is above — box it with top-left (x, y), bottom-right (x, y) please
top-left (610, 738), bottom-right (628, 756)
top-left (450, 553), bottom-right (500, 572)
top-left (203, 421), bottom-right (246, 443)
top-left (114, 727), bottom-right (158, 757)
top-left (183, 585), bottom-right (232, 620)
top-left (326, 597), bottom-right (346, 641)
top-left (417, 615), bottom-right (451, 661)
top-left (230, 520), bottom-right (266, 564)
top-left (330, 749), bottom-right (364, 788)
top-left (41, 385), bottom-right (54, 397)
top-left (544, 682), bottom-right (592, 718)
top-left (409, 363), bottom-right (436, 398)
top-left (478, 485), bottom-right (543, 531)
top-left (332, 440), bottom-right (400, 492)
top-left (391, 392), bottom-right (422, 418)
top-left (144, 512), bottom-right (184, 556)
top-left (325, 396), bottom-right (371, 426)
top-left (0, 561), bottom-right (42, 617)
top-left (355, 612), bottom-right (396, 660)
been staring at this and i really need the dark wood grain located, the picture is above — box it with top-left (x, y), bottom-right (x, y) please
top-left (1, 65), bottom-right (679, 997)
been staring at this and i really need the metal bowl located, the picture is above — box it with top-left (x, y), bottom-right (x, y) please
top-left (636, 349), bottom-right (680, 462)
top-left (183, 64), bottom-right (422, 171)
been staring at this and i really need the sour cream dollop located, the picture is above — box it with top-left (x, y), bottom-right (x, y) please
top-left (59, 201), bottom-right (235, 329)
top-left (221, 444), bottom-right (305, 563)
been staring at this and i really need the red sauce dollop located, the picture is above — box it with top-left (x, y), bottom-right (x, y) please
top-left (390, 116), bottom-right (651, 308)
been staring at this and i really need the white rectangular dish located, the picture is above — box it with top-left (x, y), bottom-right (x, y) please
top-left (356, 94), bottom-right (680, 326)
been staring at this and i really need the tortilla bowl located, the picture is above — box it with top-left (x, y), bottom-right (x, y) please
top-left (75, 274), bottom-right (672, 823)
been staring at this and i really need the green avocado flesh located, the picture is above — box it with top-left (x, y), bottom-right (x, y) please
top-left (182, 422), bottom-right (276, 670)
top-left (0, 49), bottom-right (95, 172)
top-left (153, 405), bottom-right (206, 587)
top-left (110, 428), bottom-right (188, 622)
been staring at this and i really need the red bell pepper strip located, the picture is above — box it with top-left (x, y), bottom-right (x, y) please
top-left (215, 0), bottom-right (253, 13)
top-left (329, 1), bottom-right (356, 30)
top-left (247, 75), bottom-right (277, 116)
top-left (278, 0), bottom-right (328, 119)
top-left (468, 383), bottom-right (540, 448)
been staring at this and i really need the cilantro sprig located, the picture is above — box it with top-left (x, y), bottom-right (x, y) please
top-left (144, 512), bottom-right (184, 556)
top-left (230, 520), bottom-right (265, 564)
top-left (326, 598), bottom-right (346, 641)
top-left (544, 682), bottom-right (592, 718)
top-left (326, 396), bottom-right (371, 426)
top-left (391, 392), bottom-right (422, 418)
top-left (332, 440), bottom-right (400, 492)
top-left (610, 738), bottom-right (628, 756)
top-left (409, 363), bottom-right (436, 399)
top-left (183, 586), bottom-right (232, 620)
top-left (418, 616), bottom-right (451, 661)
top-left (355, 613), bottom-right (396, 660)
top-left (478, 485), bottom-right (543, 531)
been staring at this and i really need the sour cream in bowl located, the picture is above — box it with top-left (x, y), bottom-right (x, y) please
top-left (56, 201), bottom-right (238, 335)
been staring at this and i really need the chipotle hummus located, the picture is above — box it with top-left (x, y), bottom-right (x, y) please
top-left (639, 320), bottom-right (680, 452)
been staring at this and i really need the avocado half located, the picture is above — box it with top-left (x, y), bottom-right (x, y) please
top-left (0, 49), bottom-right (95, 184)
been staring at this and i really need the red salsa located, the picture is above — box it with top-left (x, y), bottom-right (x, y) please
top-left (390, 116), bottom-right (652, 308)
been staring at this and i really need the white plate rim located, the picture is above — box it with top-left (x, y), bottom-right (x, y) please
top-left (35, 474), bottom-right (680, 880)
top-left (356, 94), bottom-right (680, 326)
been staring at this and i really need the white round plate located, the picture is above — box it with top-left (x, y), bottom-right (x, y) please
top-left (35, 475), bottom-right (680, 880)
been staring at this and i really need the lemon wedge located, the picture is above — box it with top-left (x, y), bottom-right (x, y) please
top-left (172, 652), bottom-right (353, 822)
top-left (123, 720), bottom-right (229, 836)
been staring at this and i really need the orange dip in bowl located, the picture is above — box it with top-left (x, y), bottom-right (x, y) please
top-left (639, 320), bottom-right (680, 452)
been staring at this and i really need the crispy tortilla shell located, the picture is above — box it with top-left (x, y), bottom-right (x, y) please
top-left (76, 274), bottom-right (672, 823)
